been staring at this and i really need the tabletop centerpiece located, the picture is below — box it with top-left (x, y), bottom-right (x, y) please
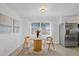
top-left (35, 29), bottom-right (41, 38)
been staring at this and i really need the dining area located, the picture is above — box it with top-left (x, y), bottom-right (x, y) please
top-left (17, 34), bottom-right (55, 56)
top-left (23, 36), bottom-right (55, 51)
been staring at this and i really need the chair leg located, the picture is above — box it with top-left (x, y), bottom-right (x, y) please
top-left (52, 43), bottom-right (55, 50)
top-left (48, 44), bottom-right (51, 51)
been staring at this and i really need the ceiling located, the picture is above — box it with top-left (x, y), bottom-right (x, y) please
top-left (6, 3), bottom-right (79, 18)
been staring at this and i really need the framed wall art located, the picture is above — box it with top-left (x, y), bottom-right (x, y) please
top-left (0, 13), bottom-right (13, 33)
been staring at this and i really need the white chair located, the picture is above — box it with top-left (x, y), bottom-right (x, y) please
top-left (23, 36), bottom-right (30, 49)
top-left (46, 36), bottom-right (55, 51)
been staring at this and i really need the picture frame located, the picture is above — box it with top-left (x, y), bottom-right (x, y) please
top-left (0, 13), bottom-right (20, 33)
top-left (0, 13), bottom-right (13, 33)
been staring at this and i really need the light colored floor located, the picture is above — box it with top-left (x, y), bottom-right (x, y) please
top-left (9, 44), bottom-right (79, 56)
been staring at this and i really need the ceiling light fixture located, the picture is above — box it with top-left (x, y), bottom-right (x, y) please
top-left (40, 4), bottom-right (48, 13)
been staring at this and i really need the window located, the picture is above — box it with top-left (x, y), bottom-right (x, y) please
top-left (32, 23), bottom-right (40, 34)
top-left (31, 22), bottom-right (51, 36)
top-left (41, 23), bottom-right (50, 35)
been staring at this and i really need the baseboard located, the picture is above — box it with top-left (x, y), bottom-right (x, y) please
top-left (8, 45), bottom-right (23, 56)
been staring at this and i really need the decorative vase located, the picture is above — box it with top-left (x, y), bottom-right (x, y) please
top-left (36, 30), bottom-right (40, 38)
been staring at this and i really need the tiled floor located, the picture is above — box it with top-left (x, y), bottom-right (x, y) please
top-left (10, 44), bottom-right (79, 56)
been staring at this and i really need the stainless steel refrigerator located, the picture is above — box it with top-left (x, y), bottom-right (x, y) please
top-left (59, 23), bottom-right (78, 47)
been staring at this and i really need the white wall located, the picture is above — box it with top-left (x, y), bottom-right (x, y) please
top-left (22, 16), bottom-right (60, 44)
top-left (0, 4), bottom-right (23, 56)
top-left (62, 16), bottom-right (79, 23)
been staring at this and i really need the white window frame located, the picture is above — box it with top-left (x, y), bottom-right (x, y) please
top-left (30, 21), bottom-right (51, 39)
